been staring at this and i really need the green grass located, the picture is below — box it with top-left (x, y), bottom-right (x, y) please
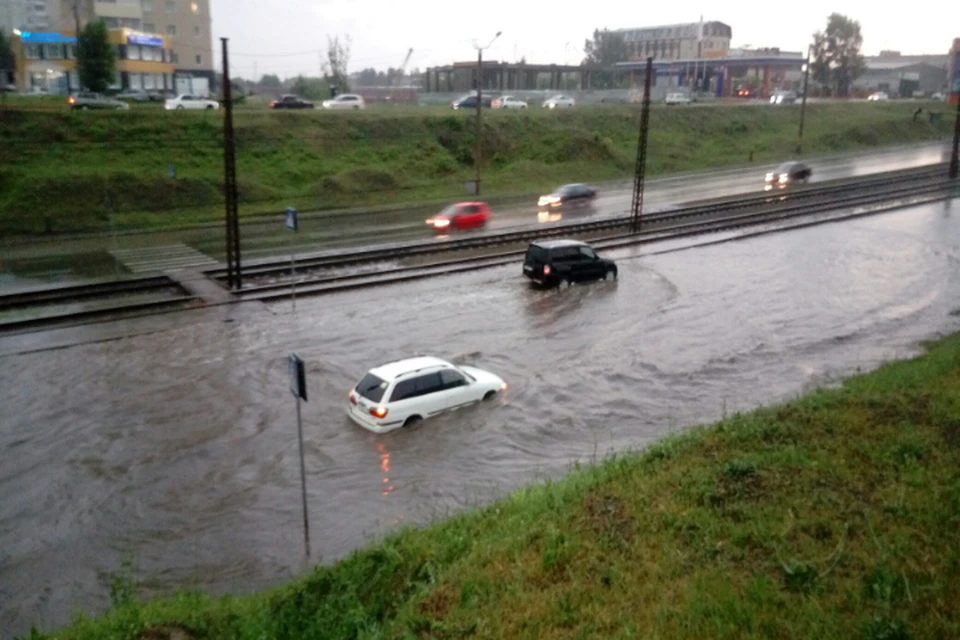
top-left (28, 331), bottom-right (960, 639)
top-left (0, 102), bottom-right (952, 234)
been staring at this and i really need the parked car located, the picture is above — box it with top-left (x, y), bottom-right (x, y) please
top-left (542, 94), bottom-right (575, 109)
top-left (736, 86), bottom-right (757, 98)
top-left (931, 92), bottom-right (946, 101)
top-left (537, 183), bottom-right (597, 210)
top-left (115, 89), bottom-right (151, 102)
top-left (68, 92), bottom-right (130, 110)
top-left (452, 94), bottom-right (492, 110)
top-left (765, 161), bottom-right (812, 190)
top-left (270, 94), bottom-right (315, 109)
top-left (321, 94), bottom-right (365, 109)
top-left (347, 356), bottom-right (506, 433)
top-left (164, 94), bottom-right (219, 110)
top-left (491, 95), bottom-right (527, 109)
top-left (426, 202), bottom-right (490, 231)
top-left (665, 92), bottom-right (692, 105)
top-left (522, 239), bottom-right (617, 287)
top-left (867, 91), bottom-right (890, 101)
top-left (770, 90), bottom-right (797, 104)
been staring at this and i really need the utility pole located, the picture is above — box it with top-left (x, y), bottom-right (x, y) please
top-left (951, 94), bottom-right (960, 179)
top-left (222, 37), bottom-right (241, 289)
top-left (473, 31), bottom-right (501, 197)
top-left (796, 45), bottom-right (812, 156)
top-left (631, 57), bottom-right (653, 234)
top-left (71, 1), bottom-right (83, 92)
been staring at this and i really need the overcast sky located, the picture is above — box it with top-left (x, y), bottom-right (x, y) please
top-left (210, 0), bottom-right (959, 79)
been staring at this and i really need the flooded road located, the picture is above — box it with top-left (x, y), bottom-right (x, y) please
top-left (3, 198), bottom-right (960, 637)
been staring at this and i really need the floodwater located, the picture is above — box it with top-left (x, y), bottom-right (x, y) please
top-left (2, 198), bottom-right (960, 637)
top-left (1, 142), bottom-right (948, 286)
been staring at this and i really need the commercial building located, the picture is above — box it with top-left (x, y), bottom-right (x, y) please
top-left (853, 51), bottom-right (948, 96)
top-left (616, 20), bottom-right (732, 61)
top-left (64, 0), bottom-right (214, 84)
top-left (11, 27), bottom-right (174, 94)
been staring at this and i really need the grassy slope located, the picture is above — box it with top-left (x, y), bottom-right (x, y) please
top-left (1, 102), bottom-right (951, 234)
top-left (35, 332), bottom-right (960, 640)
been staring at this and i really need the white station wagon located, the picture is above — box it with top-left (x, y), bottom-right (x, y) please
top-left (347, 356), bottom-right (506, 433)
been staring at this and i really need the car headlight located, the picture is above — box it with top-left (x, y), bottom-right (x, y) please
top-left (779, 175), bottom-right (789, 183)
top-left (765, 172), bottom-right (775, 182)
top-left (433, 219), bottom-right (450, 228)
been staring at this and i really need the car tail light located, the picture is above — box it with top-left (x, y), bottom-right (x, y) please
top-left (269, 102), bottom-right (276, 107)
top-left (543, 265), bottom-right (551, 275)
top-left (370, 406), bottom-right (388, 419)
top-left (348, 390), bottom-right (357, 405)
top-left (68, 96), bottom-right (75, 104)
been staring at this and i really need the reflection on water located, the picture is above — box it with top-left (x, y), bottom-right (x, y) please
top-left (1, 200), bottom-right (959, 638)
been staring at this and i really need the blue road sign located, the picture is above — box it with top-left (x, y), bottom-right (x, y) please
top-left (285, 207), bottom-right (298, 231)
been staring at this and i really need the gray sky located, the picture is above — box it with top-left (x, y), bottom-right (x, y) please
top-left (210, 0), bottom-right (959, 79)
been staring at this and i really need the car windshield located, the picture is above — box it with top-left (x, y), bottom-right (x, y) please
top-left (355, 373), bottom-right (388, 402)
top-left (776, 162), bottom-right (797, 173)
top-left (438, 204), bottom-right (461, 217)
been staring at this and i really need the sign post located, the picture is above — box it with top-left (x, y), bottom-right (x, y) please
top-left (285, 207), bottom-right (298, 313)
top-left (288, 353), bottom-right (310, 558)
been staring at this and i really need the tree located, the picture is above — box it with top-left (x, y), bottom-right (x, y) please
top-left (811, 14), bottom-right (866, 97)
top-left (0, 31), bottom-right (15, 86)
top-left (323, 35), bottom-right (351, 92)
top-left (583, 28), bottom-right (627, 89)
top-left (290, 75), bottom-right (329, 100)
top-left (76, 20), bottom-right (116, 93)
top-left (259, 74), bottom-right (281, 87)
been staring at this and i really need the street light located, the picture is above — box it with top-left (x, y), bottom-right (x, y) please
top-left (473, 31), bottom-right (501, 197)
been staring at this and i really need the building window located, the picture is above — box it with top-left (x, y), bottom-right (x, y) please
top-left (144, 22), bottom-right (155, 32)
top-left (24, 44), bottom-right (41, 59)
top-left (166, 0), bottom-right (175, 11)
top-left (167, 24), bottom-right (176, 35)
top-left (142, 0), bottom-right (153, 9)
top-left (193, 25), bottom-right (199, 37)
top-left (195, 54), bottom-right (202, 65)
top-left (44, 43), bottom-right (64, 59)
top-left (171, 51), bottom-right (179, 64)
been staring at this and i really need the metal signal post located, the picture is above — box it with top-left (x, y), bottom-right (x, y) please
top-left (221, 37), bottom-right (242, 289)
top-left (631, 57), bottom-right (654, 234)
top-left (950, 93), bottom-right (960, 180)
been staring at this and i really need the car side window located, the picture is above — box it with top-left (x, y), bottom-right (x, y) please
top-left (389, 378), bottom-right (418, 402)
top-left (439, 369), bottom-right (468, 390)
top-left (553, 248), bottom-right (581, 262)
top-left (579, 247), bottom-right (598, 260)
top-left (463, 205), bottom-right (479, 214)
top-left (415, 372), bottom-right (444, 397)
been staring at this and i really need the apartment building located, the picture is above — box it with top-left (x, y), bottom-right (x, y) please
top-left (62, 0), bottom-right (213, 82)
top-left (139, 0), bottom-right (213, 81)
top-left (0, 0), bottom-right (62, 31)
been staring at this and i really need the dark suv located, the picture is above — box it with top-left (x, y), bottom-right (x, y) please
top-left (522, 239), bottom-right (617, 287)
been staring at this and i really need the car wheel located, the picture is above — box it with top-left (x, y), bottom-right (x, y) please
top-left (176, 105), bottom-right (185, 110)
top-left (80, 105), bottom-right (89, 110)
top-left (483, 390), bottom-right (497, 401)
top-left (403, 415), bottom-right (422, 428)
top-left (605, 267), bottom-right (618, 280)
top-left (206, 105), bottom-right (214, 110)
top-left (558, 276), bottom-right (571, 288)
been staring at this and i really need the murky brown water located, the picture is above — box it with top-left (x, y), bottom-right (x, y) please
top-left (2, 198), bottom-right (960, 637)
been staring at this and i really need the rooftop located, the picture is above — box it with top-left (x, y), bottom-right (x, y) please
top-left (532, 239), bottom-right (589, 249)
top-left (369, 357), bottom-right (452, 380)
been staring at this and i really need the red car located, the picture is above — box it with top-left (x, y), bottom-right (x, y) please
top-left (426, 202), bottom-right (490, 231)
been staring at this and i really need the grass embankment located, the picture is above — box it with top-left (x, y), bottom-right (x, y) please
top-left (0, 102), bottom-right (951, 235)
top-left (35, 333), bottom-right (960, 639)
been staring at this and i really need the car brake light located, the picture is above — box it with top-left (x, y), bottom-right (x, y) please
top-left (349, 390), bottom-right (357, 405)
top-left (269, 102), bottom-right (276, 107)
top-left (543, 265), bottom-right (551, 275)
top-left (370, 407), bottom-right (388, 419)
top-left (68, 96), bottom-right (75, 104)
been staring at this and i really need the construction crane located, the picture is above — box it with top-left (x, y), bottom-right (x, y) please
top-left (389, 48), bottom-right (414, 104)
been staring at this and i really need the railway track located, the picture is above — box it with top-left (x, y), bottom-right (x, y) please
top-left (210, 163), bottom-right (949, 285)
top-left (225, 168), bottom-right (955, 301)
top-left (0, 275), bottom-right (197, 334)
